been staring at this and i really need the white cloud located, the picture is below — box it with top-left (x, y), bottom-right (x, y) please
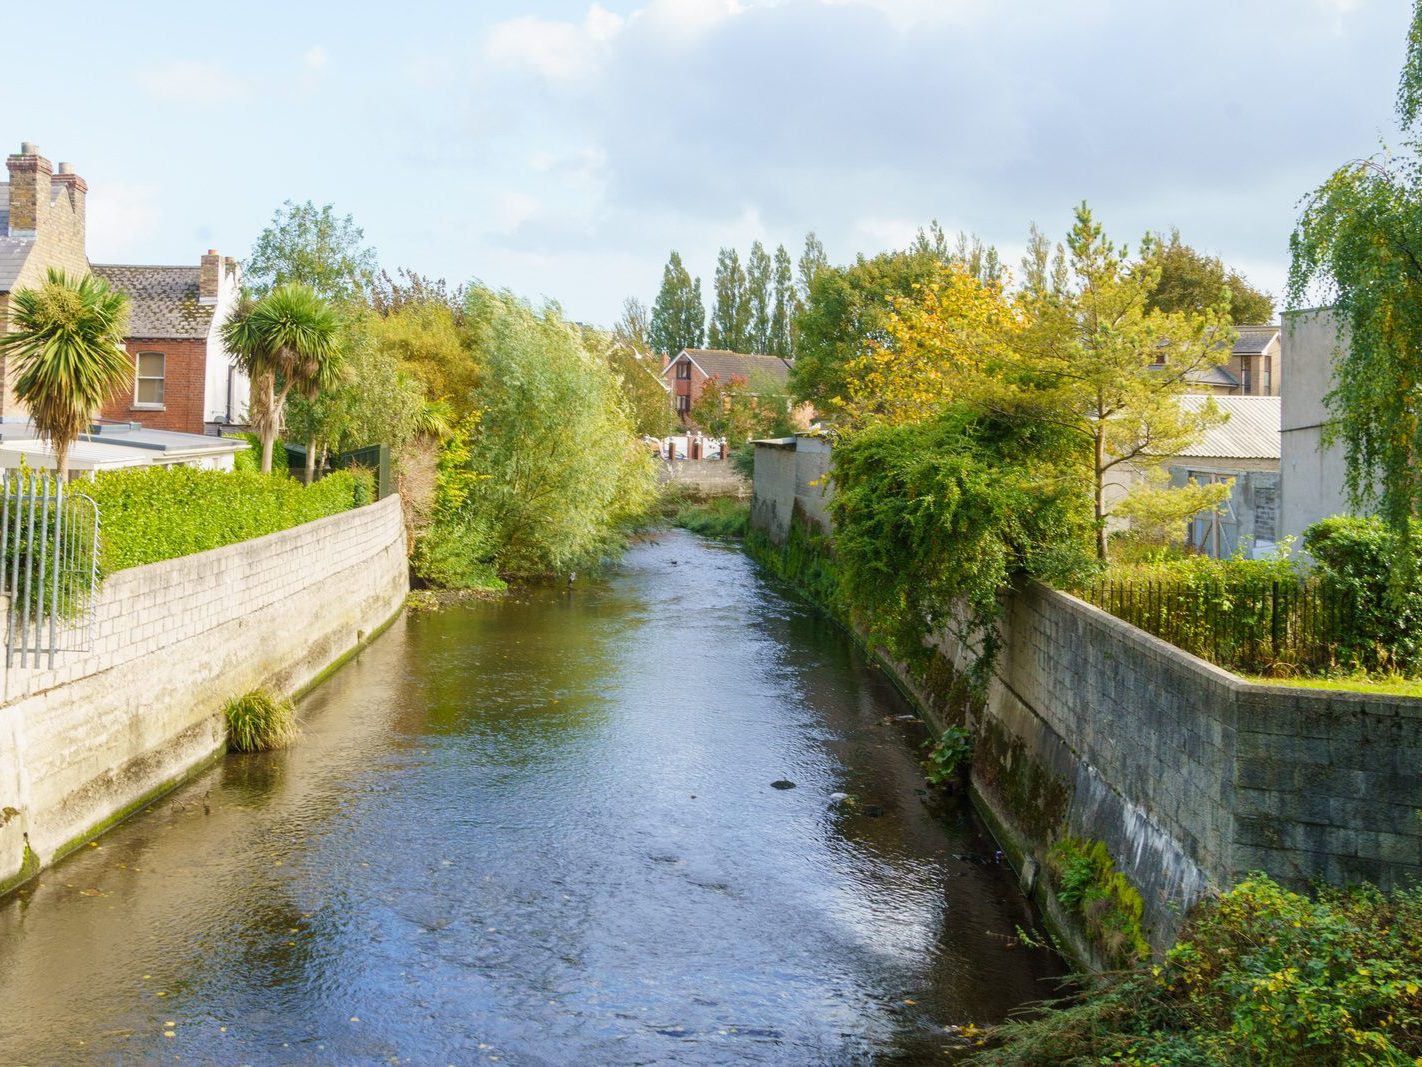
top-left (485, 4), bottom-right (625, 82)
top-left (136, 60), bottom-right (247, 105)
top-left (304, 45), bottom-right (329, 73)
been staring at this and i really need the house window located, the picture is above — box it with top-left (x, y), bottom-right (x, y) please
top-left (676, 393), bottom-right (690, 413)
top-left (1242, 364), bottom-right (1252, 394)
top-left (135, 352), bottom-right (165, 408)
top-left (676, 360), bottom-right (691, 380)
top-left (1264, 355), bottom-right (1273, 394)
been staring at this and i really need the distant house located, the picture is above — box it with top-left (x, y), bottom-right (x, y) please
top-left (1184, 324), bottom-right (1282, 396)
top-left (1169, 395), bottom-right (1281, 558)
top-left (661, 348), bottom-right (792, 424)
top-left (93, 253), bottom-right (248, 435)
top-left (0, 141), bottom-right (249, 437)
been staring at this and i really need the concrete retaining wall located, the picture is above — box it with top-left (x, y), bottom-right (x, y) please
top-left (751, 436), bottom-right (830, 543)
top-left (657, 459), bottom-right (748, 496)
top-left (0, 494), bottom-right (408, 891)
top-left (750, 436), bottom-right (1422, 956)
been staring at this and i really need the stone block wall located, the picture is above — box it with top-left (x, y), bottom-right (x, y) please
top-left (0, 494), bottom-right (408, 892)
top-left (657, 459), bottom-right (749, 497)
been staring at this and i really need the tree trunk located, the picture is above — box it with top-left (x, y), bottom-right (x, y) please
top-left (259, 373), bottom-right (277, 475)
top-left (55, 444), bottom-right (67, 488)
top-left (306, 436), bottom-right (317, 486)
top-left (1095, 428), bottom-right (1108, 564)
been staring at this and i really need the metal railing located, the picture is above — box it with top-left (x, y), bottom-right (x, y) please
top-left (0, 473), bottom-right (99, 669)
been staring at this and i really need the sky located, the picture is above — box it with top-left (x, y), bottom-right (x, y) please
top-left (5, 0), bottom-right (1411, 326)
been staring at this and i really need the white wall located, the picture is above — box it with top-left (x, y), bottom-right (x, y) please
top-left (203, 260), bottom-right (249, 427)
top-left (1280, 309), bottom-right (1355, 541)
top-left (0, 494), bottom-right (408, 892)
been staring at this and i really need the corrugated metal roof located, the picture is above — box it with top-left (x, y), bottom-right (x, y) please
top-left (90, 264), bottom-right (214, 339)
top-left (1175, 395), bottom-right (1280, 459)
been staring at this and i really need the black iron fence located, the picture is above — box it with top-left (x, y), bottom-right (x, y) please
top-left (1078, 578), bottom-right (1360, 675)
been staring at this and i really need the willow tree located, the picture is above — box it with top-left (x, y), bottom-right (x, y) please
top-left (222, 284), bottom-right (341, 474)
top-left (1288, 1), bottom-right (1422, 562)
top-left (0, 269), bottom-right (132, 481)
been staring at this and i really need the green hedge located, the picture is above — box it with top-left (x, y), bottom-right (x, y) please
top-left (85, 466), bottom-right (372, 574)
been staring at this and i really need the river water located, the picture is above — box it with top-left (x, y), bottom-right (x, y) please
top-left (0, 531), bottom-right (1061, 1065)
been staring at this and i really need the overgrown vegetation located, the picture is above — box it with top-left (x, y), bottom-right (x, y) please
top-left (1306, 515), bottom-right (1422, 675)
top-left (224, 689), bottom-right (299, 753)
top-left (923, 725), bottom-right (973, 786)
top-left (670, 496), bottom-right (749, 539)
top-left (1047, 837), bottom-right (1151, 968)
top-left (830, 407), bottom-right (1095, 677)
top-left (88, 466), bottom-right (370, 574)
top-left (980, 876), bottom-right (1422, 1065)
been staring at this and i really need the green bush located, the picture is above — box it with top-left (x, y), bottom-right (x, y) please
top-left (980, 875), bottom-right (1422, 1066)
top-left (224, 432), bottom-right (288, 474)
top-left (673, 497), bottom-right (749, 539)
top-left (224, 689), bottom-right (299, 752)
top-left (86, 466), bottom-right (369, 574)
top-left (924, 725), bottom-right (973, 785)
top-left (410, 518), bottom-right (506, 592)
top-left (1305, 515), bottom-right (1422, 674)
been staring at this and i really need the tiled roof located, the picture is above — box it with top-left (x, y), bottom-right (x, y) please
top-left (666, 349), bottom-right (792, 387)
top-left (1175, 395), bottom-right (1281, 460)
top-left (1232, 324), bottom-right (1279, 356)
top-left (91, 264), bottom-right (214, 339)
top-left (1185, 364), bottom-right (1241, 389)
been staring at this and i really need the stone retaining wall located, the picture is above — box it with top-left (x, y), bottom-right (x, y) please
top-left (0, 494), bottom-right (408, 892)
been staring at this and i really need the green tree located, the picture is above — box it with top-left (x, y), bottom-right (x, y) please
top-left (770, 244), bottom-right (796, 359)
top-left (0, 269), bottom-right (132, 480)
top-left (708, 247), bottom-right (750, 351)
top-left (649, 251), bottom-right (705, 357)
top-left (366, 298), bottom-right (478, 417)
top-left (689, 371), bottom-right (793, 442)
top-left (797, 232), bottom-right (829, 305)
top-left (790, 246), bottom-right (945, 408)
top-left (1003, 205), bottom-right (1236, 561)
top-left (1288, 1), bottom-right (1422, 565)
top-left (222, 284), bottom-right (343, 473)
top-left (426, 287), bottom-right (657, 580)
top-left (613, 296), bottom-right (650, 351)
top-left (745, 241), bottom-right (773, 354)
top-left (1149, 229), bottom-right (1274, 324)
top-left (245, 200), bottom-right (378, 303)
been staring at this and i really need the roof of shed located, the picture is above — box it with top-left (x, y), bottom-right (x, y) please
top-left (1175, 395), bottom-right (1281, 460)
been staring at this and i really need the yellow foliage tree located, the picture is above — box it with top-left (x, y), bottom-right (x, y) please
top-left (834, 262), bottom-right (1017, 428)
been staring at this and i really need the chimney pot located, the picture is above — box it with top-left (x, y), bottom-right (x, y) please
top-left (18, 142), bottom-right (38, 156)
top-left (57, 162), bottom-right (74, 175)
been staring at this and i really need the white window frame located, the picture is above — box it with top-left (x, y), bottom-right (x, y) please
top-left (134, 351), bottom-right (166, 410)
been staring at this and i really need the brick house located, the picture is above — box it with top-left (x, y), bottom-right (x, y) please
top-left (661, 348), bottom-right (792, 425)
top-left (0, 141), bottom-right (248, 435)
top-left (93, 254), bottom-right (248, 435)
top-left (0, 143), bottom-right (90, 414)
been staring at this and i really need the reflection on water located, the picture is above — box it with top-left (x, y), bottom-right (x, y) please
top-left (0, 530), bottom-right (1061, 1065)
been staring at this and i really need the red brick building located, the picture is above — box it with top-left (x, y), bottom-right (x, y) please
top-left (93, 254), bottom-right (248, 435)
top-left (661, 348), bottom-right (792, 425)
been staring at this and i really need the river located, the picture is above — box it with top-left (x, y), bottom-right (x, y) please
top-left (0, 530), bottom-right (1061, 1065)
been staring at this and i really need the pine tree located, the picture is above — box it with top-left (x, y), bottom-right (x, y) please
top-left (745, 241), bottom-right (773, 354)
top-left (709, 247), bottom-right (750, 351)
top-left (770, 244), bottom-right (795, 360)
top-left (649, 251), bottom-right (705, 357)
top-left (798, 232), bottom-right (829, 306)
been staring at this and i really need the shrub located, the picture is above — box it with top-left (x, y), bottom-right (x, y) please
top-left (924, 725), bottom-right (973, 785)
top-left (86, 466), bottom-right (369, 574)
top-left (225, 432), bottom-right (288, 474)
top-left (980, 875), bottom-right (1422, 1066)
top-left (410, 517), bottom-right (506, 591)
top-left (224, 689), bottom-right (299, 752)
top-left (673, 497), bottom-right (749, 539)
top-left (1305, 515), bottom-right (1422, 674)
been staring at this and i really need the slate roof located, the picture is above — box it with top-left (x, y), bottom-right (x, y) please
top-left (1232, 324), bottom-right (1280, 356)
top-left (1185, 364), bottom-right (1241, 390)
top-left (1174, 395), bottom-right (1281, 460)
top-left (665, 349), bottom-right (792, 388)
top-left (91, 264), bottom-right (214, 339)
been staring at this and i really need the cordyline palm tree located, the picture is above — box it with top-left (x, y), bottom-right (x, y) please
top-left (222, 284), bottom-right (341, 474)
top-left (0, 268), bottom-right (132, 482)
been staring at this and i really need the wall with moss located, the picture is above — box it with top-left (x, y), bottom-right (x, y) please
top-left (0, 494), bottom-right (408, 893)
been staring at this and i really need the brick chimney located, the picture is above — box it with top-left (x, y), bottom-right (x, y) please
top-left (5, 142), bottom-right (52, 238)
top-left (50, 161), bottom-right (86, 238)
top-left (199, 249), bottom-right (221, 304)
